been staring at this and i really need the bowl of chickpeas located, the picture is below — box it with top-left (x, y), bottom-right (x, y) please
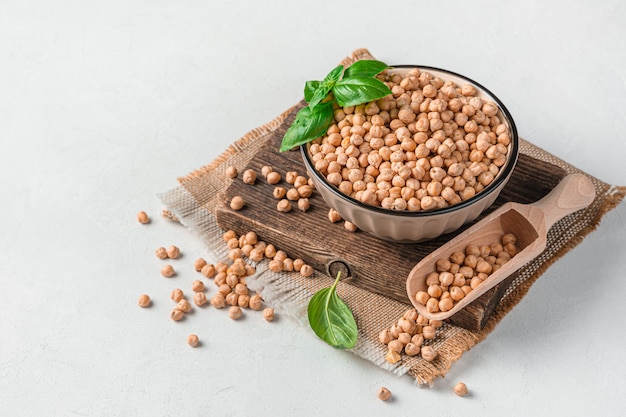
top-left (301, 65), bottom-right (519, 242)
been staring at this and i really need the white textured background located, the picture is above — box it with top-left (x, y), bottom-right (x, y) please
top-left (1, 1), bottom-right (625, 416)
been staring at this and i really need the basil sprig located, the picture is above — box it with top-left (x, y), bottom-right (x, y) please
top-left (280, 60), bottom-right (391, 152)
top-left (307, 271), bottom-right (358, 349)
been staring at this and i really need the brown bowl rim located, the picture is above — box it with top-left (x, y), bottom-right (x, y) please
top-left (300, 64), bottom-right (519, 218)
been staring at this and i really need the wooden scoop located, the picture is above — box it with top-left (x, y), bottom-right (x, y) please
top-left (406, 173), bottom-right (596, 321)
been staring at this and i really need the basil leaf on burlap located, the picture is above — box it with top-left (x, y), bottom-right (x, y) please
top-left (307, 271), bottom-right (358, 349)
top-left (332, 76), bottom-right (392, 108)
top-left (280, 101), bottom-right (334, 152)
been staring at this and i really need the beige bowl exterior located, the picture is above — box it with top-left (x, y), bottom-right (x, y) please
top-left (301, 66), bottom-right (519, 243)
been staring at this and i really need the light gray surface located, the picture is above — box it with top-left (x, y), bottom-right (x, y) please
top-left (1, 1), bottom-right (625, 416)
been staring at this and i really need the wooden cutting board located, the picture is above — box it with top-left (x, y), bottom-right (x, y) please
top-left (215, 116), bottom-right (565, 331)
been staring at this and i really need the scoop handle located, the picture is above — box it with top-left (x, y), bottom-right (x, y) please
top-left (532, 173), bottom-right (596, 229)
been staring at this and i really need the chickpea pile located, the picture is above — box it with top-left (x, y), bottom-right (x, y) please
top-left (309, 68), bottom-right (511, 212)
top-left (413, 233), bottom-right (519, 314)
top-left (379, 307), bottom-right (442, 364)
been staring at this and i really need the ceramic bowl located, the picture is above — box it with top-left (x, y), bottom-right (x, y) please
top-left (301, 65), bottom-right (519, 242)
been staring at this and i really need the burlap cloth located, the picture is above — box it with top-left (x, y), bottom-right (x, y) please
top-left (159, 49), bottom-right (626, 386)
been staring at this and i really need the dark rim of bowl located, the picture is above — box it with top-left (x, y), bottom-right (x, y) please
top-left (300, 65), bottom-right (519, 218)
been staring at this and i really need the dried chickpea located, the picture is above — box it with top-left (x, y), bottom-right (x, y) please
top-left (263, 307), bottom-right (275, 322)
top-left (226, 165), bottom-right (238, 179)
top-left (277, 199), bottom-right (292, 213)
top-left (191, 280), bottom-right (205, 292)
top-left (235, 282), bottom-right (249, 295)
top-left (170, 309), bottom-right (184, 321)
top-left (300, 264), bottom-right (314, 277)
top-left (285, 171), bottom-right (298, 184)
top-left (161, 264), bottom-right (175, 278)
top-left (377, 387), bottom-right (392, 401)
top-left (249, 294), bottom-right (263, 311)
top-left (344, 221), bottom-right (358, 232)
top-left (273, 186), bottom-right (286, 199)
top-left (194, 292), bottom-right (208, 307)
top-left (155, 247), bottom-right (168, 259)
top-left (261, 165), bottom-right (273, 178)
top-left (211, 293), bottom-right (226, 309)
top-left (137, 294), bottom-right (151, 307)
top-left (264, 244), bottom-right (277, 259)
top-left (266, 171), bottom-right (281, 185)
top-left (137, 211), bottom-right (150, 224)
top-left (385, 350), bottom-right (401, 364)
top-left (237, 294), bottom-right (250, 308)
top-left (454, 382), bottom-right (469, 397)
top-left (170, 288), bottom-right (184, 302)
top-left (379, 329), bottom-right (392, 344)
top-left (404, 342), bottom-right (421, 356)
top-left (225, 292), bottom-right (239, 306)
top-left (177, 299), bottom-right (192, 313)
top-left (286, 188), bottom-right (300, 201)
top-left (268, 259), bottom-right (283, 273)
top-left (223, 230), bottom-right (237, 242)
top-left (242, 169), bottom-right (256, 185)
top-left (328, 208), bottom-right (342, 223)
top-left (229, 306), bottom-right (243, 320)
top-left (422, 325), bottom-right (436, 340)
top-left (421, 345), bottom-right (437, 362)
top-left (298, 198), bottom-right (310, 212)
top-left (187, 334), bottom-right (200, 347)
top-left (230, 196), bottom-right (245, 211)
top-left (194, 258), bottom-right (207, 272)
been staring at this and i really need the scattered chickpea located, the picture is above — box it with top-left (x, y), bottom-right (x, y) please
top-left (229, 306), bottom-right (243, 320)
top-left (177, 299), bottom-right (192, 313)
top-left (266, 171), bottom-right (281, 185)
top-left (187, 334), bottom-right (200, 347)
top-left (211, 293), bottom-right (226, 309)
top-left (300, 264), bottom-right (314, 277)
top-left (421, 345), bottom-right (437, 362)
top-left (166, 245), bottom-right (180, 259)
top-left (242, 169), bottom-right (257, 185)
top-left (261, 165), bottom-right (273, 178)
top-left (377, 387), bottom-right (392, 401)
top-left (328, 208), bottom-right (342, 223)
top-left (191, 280), bottom-right (205, 292)
top-left (223, 230), bottom-right (237, 242)
top-left (170, 309), bottom-right (184, 321)
top-left (155, 247), bottom-right (168, 259)
top-left (171, 288), bottom-right (184, 302)
top-left (285, 171), bottom-right (298, 184)
top-left (201, 263), bottom-right (216, 278)
top-left (226, 165), bottom-right (238, 179)
top-left (298, 198), bottom-right (310, 212)
top-left (137, 211), bottom-right (150, 224)
top-left (273, 186), bottom-right (286, 199)
top-left (137, 294), bottom-right (151, 307)
top-left (194, 257), bottom-right (207, 271)
top-left (454, 382), bottom-right (469, 397)
top-left (277, 199), bottom-right (292, 212)
top-left (249, 294), bottom-right (263, 311)
top-left (385, 350), bottom-right (401, 364)
top-left (293, 258), bottom-right (305, 272)
top-left (230, 196), bottom-right (245, 211)
top-left (161, 264), bottom-right (175, 278)
top-left (263, 307), bottom-right (275, 322)
top-left (194, 292), bottom-right (208, 307)
top-left (344, 221), bottom-right (358, 232)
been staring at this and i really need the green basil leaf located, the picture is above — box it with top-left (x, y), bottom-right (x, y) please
top-left (343, 60), bottom-right (388, 79)
top-left (308, 65), bottom-right (344, 110)
top-left (307, 272), bottom-right (358, 349)
top-left (304, 80), bottom-right (320, 102)
top-left (279, 102), bottom-right (334, 152)
top-left (332, 76), bottom-right (392, 107)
